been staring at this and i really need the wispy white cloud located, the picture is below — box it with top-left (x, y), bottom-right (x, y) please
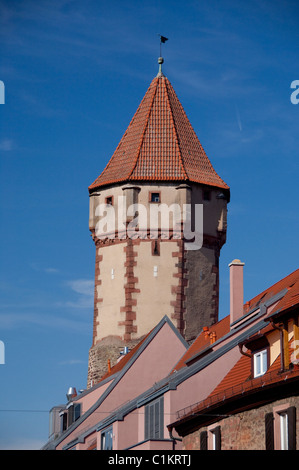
top-left (67, 279), bottom-right (94, 296)
top-left (0, 312), bottom-right (90, 333)
top-left (44, 267), bottom-right (59, 274)
top-left (30, 263), bottom-right (59, 274)
top-left (65, 279), bottom-right (94, 309)
top-left (0, 275), bottom-right (93, 331)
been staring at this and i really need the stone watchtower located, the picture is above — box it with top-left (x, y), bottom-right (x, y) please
top-left (87, 59), bottom-right (230, 387)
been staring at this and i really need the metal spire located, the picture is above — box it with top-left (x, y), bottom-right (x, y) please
top-left (157, 34), bottom-right (168, 76)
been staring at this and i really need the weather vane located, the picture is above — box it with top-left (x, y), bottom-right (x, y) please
top-left (158, 34), bottom-right (168, 57)
top-left (157, 35), bottom-right (168, 74)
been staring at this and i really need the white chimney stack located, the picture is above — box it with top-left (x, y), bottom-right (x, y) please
top-left (229, 259), bottom-right (245, 325)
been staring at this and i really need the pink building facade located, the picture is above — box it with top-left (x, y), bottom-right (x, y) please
top-left (43, 264), bottom-right (299, 450)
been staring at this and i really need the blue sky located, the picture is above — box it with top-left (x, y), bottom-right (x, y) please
top-left (0, 0), bottom-right (298, 449)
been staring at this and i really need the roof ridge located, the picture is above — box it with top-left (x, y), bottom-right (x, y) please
top-left (163, 77), bottom-right (188, 180)
top-left (248, 268), bottom-right (299, 307)
top-left (127, 77), bottom-right (159, 180)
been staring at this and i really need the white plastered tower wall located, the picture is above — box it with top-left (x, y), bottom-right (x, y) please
top-left (87, 181), bottom-right (228, 387)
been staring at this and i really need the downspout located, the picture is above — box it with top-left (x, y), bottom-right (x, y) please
top-left (168, 425), bottom-right (182, 450)
top-left (270, 321), bottom-right (285, 372)
top-left (238, 344), bottom-right (252, 358)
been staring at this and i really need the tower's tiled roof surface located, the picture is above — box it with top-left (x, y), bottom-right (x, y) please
top-left (89, 74), bottom-right (229, 191)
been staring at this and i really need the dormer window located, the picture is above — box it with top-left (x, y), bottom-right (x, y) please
top-left (66, 402), bottom-right (81, 428)
top-left (253, 349), bottom-right (268, 377)
top-left (241, 335), bottom-right (269, 379)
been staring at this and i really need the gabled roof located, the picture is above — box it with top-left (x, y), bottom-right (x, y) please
top-left (196, 335), bottom-right (297, 408)
top-left (247, 268), bottom-right (299, 315)
top-left (89, 72), bottom-right (229, 192)
top-left (99, 329), bottom-right (153, 382)
top-left (270, 276), bottom-right (299, 316)
top-left (171, 269), bottom-right (299, 375)
top-left (46, 315), bottom-right (188, 449)
top-left (170, 333), bottom-right (299, 433)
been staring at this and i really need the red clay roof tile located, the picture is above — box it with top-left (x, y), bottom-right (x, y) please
top-left (248, 269), bottom-right (299, 313)
top-left (89, 74), bottom-right (229, 191)
top-left (171, 315), bottom-right (231, 373)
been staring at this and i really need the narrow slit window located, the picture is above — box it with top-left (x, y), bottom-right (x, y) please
top-left (152, 240), bottom-right (160, 256)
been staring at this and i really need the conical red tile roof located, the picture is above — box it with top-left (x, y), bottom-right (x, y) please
top-left (89, 73), bottom-right (229, 192)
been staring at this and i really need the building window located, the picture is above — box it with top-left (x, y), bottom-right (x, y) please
top-left (105, 196), bottom-right (113, 205)
top-left (101, 426), bottom-right (113, 450)
top-left (144, 397), bottom-right (164, 440)
top-left (60, 411), bottom-right (68, 433)
top-left (209, 426), bottom-right (221, 450)
top-left (265, 406), bottom-right (297, 450)
top-left (279, 412), bottom-right (288, 450)
top-left (149, 192), bottom-right (160, 203)
top-left (67, 403), bottom-right (81, 427)
top-left (152, 240), bottom-right (160, 256)
top-left (253, 349), bottom-right (267, 377)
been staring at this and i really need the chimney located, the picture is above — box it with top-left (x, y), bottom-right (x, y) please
top-left (229, 259), bottom-right (245, 325)
top-left (203, 326), bottom-right (209, 340)
top-left (210, 332), bottom-right (217, 344)
top-left (66, 387), bottom-right (77, 402)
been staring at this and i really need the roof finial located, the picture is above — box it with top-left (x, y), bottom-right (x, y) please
top-left (157, 34), bottom-right (168, 76)
top-left (158, 56), bottom-right (164, 76)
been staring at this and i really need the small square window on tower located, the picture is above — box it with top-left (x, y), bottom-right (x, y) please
top-left (149, 192), bottom-right (161, 203)
top-left (105, 196), bottom-right (113, 205)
